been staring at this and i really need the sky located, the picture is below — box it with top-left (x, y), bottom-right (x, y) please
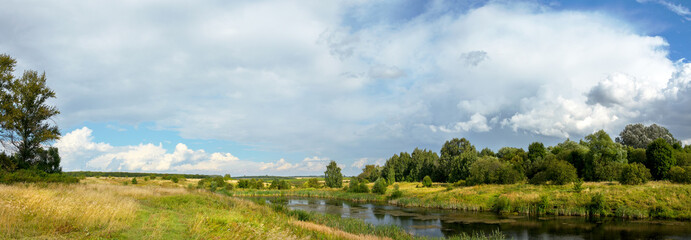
top-left (1, 0), bottom-right (690, 176)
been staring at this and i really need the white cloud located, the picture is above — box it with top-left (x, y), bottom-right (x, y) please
top-left (4, 1), bottom-right (691, 169)
top-left (351, 158), bottom-right (368, 169)
top-left (638, 0), bottom-right (691, 20)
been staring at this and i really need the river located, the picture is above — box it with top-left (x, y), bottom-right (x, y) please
top-left (253, 197), bottom-right (691, 240)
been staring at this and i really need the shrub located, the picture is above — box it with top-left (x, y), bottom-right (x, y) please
top-left (669, 166), bottom-right (691, 183)
top-left (588, 193), bottom-right (607, 217)
top-left (619, 163), bottom-right (652, 185)
top-left (198, 176), bottom-right (228, 191)
top-left (347, 178), bottom-right (369, 193)
top-left (573, 178), bottom-right (584, 193)
top-left (389, 184), bottom-right (403, 199)
top-left (493, 196), bottom-right (511, 214)
top-left (467, 157), bottom-right (524, 185)
top-left (305, 178), bottom-right (321, 188)
top-left (171, 176), bottom-right (179, 183)
top-left (372, 178), bottom-right (387, 194)
top-left (530, 159), bottom-right (578, 185)
top-left (131, 177), bottom-right (138, 184)
top-left (422, 175), bottom-right (432, 187)
top-left (0, 169), bottom-right (79, 184)
top-left (534, 195), bottom-right (550, 215)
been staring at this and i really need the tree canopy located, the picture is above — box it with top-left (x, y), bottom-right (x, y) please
top-left (324, 160), bottom-right (343, 188)
top-left (616, 123), bottom-right (678, 149)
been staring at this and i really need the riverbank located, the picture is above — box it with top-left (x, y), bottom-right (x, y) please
top-left (0, 177), bottom-right (504, 240)
top-left (226, 181), bottom-right (691, 220)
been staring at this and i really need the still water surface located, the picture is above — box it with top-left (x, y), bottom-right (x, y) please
top-left (254, 197), bottom-right (691, 240)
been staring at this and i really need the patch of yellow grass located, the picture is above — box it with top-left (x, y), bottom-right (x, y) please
top-left (291, 221), bottom-right (390, 240)
top-left (0, 183), bottom-right (187, 238)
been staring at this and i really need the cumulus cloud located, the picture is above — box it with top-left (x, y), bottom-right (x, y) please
top-left (4, 0), bottom-right (691, 173)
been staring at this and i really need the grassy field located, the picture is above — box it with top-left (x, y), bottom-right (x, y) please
top-left (0, 177), bottom-right (505, 240)
top-left (228, 181), bottom-right (691, 220)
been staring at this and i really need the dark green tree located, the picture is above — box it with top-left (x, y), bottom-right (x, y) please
top-left (357, 164), bottom-right (381, 182)
top-left (372, 178), bottom-right (387, 194)
top-left (0, 54), bottom-right (60, 170)
top-left (529, 159), bottom-right (578, 185)
top-left (324, 161), bottom-right (343, 188)
top-left (583, 130), bottom-right (627, 181)
top-left (528, 142), bottom-right (546, 162)
top-left (551, 139), bottom-right (589, 178)
top-left (646, 138), bottom-right (675, 180)
top-left (479, 147), bottom-right (495, 157)
top-left (619, 163), bottom-right (651, 185)
top-left (439, 138), bottom-right (478, 182)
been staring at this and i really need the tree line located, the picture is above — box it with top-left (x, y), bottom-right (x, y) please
top-left (352, 124), bottom-right (691, 186)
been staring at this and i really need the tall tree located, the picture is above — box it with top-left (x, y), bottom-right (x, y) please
top-left (439, 138), bottom-right (478, 183)
top-left (583, 130), bottom-right (627, 181)
top-left (0, 54), bottom-right (60, 170)
top-left (357, 164), bottom-right (381, 182)
top-left (646, 138), bottom-right (675, 180)
top-left (616, 123), bottom-right (678, 149)
top-left (324, 160), bottom-right (343, 188)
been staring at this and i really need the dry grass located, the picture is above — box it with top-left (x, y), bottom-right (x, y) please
top-left (0, 182), bottom-right (187, 239)
top-left (291, 221), bottom-right (391, 240)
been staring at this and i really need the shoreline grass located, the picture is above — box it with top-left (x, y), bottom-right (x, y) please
top-left (227, 181), bottom-right (691, 220)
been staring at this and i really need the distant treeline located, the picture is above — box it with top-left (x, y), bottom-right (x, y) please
top-left (65, 171), bottom-right (214, 179)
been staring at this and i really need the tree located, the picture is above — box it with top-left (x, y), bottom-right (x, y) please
top-left (551, 139), bottom-right (589, 178)
top-left (646, 138), bottom-right (675, 180)
top-left (528, 142), bottom-right (546, 162)
top-left (583, 130), bottom-right (627, 181)
top-left (619, 163), bottom-right (651, 185)
top-left (616, 123), bottom-right (678, 149)
top-left (439, 138), bottom-right (478, 183)
top-left (669, 166), bottom-right (691, 183)
top-left (479, 148), bottom-right (495, 157)
top-left (357, 165), bottom-right (381, 182)
top-left (0, 54), bottom-right (60, 171)
top-left (386, 167), bottom-right (395, 185)
top-left (324, 161), bottom-right (343, 188)
top-left (468, 156), bottom-right (523, 185)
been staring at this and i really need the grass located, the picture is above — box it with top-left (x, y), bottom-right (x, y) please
top-left (1, 177), bottom-right (505, 240)
top-left (229, 181), bottom-right (691, 220)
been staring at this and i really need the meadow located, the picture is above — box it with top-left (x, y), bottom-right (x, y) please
top-left (0, 177), bottom-right (505, 240)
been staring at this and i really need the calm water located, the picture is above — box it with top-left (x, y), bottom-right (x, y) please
top-left (253, 197), bottom-right (691, 240)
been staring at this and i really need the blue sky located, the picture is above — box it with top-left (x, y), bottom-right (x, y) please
top-left (1, 0), bottom-right (690, 176)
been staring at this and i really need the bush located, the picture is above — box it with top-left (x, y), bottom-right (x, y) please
top-left (530, 159), bottom-right (578, 185)
top-left (372, 178), bottom-right (387, 194)
top-left (619, 163), bottom-right (652, 185)
top-left (467, 157), bottom-right (524, 185)
top-left (389, 184), bottom-right (402, 199)
top-left (198, 176), bottom-right (228, 191)
top-left (422, 175), bottom-right (432, 187)
top-left (669, 166), bottom-right (691, 183)
top-left (588, 193), bottom-right (607, 217)
top-left (493, 196), bottom-right (511, 214)
top-left (347, 178), bottom-right (369, 193)
top-left (305, 178), bottom-right (321, 188)
top-left (131, 177), bottom-right (138, 184)
top-left (573, 178), bottom-right (584, 193)
top-left (270, 179), bottom-right (291, 189)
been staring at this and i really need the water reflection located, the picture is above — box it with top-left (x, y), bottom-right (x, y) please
top-left (257, 197), bottom-right (691, 240)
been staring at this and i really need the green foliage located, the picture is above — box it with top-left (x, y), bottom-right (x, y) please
top-left (493, 196), bottom-right (511, 214)
top-left (616, 123), bottom-right (679, 149)
top-left (573, 178), bottom-right (584, 193)
top-left (619, 163), bottom-right (652, 185)
top-left (529, 159), bottom-right (578, 185)
top-left (0, 169), bottom-right (79, 184)
top-left (372, 178), bottom-right (387, 194)
top-left (198, 176), bottom-right (228, 191)
top-left (388, 184), bottom-right (402, 199)
top-left (386, 167), bottom-right (395, 185)
top-left (646, 138), bottom-right (675, 180)
top-left (588, 193), bottom-right (607, 217)
top-left (440, 138), bottom-right (478, 183)
top-left (324, 161), bottom-right (343, 188)
top-left (347, 178), bottom-right (369, 193)
top-left (171, 176), bottom-right (179, 183)
top-left (131, 177), bottom-right (138, 184)
top-left (669, 166), bottom-right (691, 183)
top-left (357, 164), bottom-right (381, 182)
top-left (479, 147), bottom-right (495, 157)
top-left (584, 130), bottom-right (627, 181)
top-left (528, 142), bottom-right (546, 162)
top-left (627, 147), bottom-right (647, 165)
top-left (497, 147), bottom-right (529, 176)
top-left (467, 156), bottom-right (524, 185)
top-left (223, 174), bottom-right (231, 180)
top-left (269, 179), bottom-right (291, 190)
top-left (422, 175), bottom-right (432, 187)
top-left (551, 140), bottom-right (589, 178)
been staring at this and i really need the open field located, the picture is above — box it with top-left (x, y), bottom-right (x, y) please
top-left (0, 177), bottom-right (504, 240)
top-left (228, 181), bottom-right (691, 220)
